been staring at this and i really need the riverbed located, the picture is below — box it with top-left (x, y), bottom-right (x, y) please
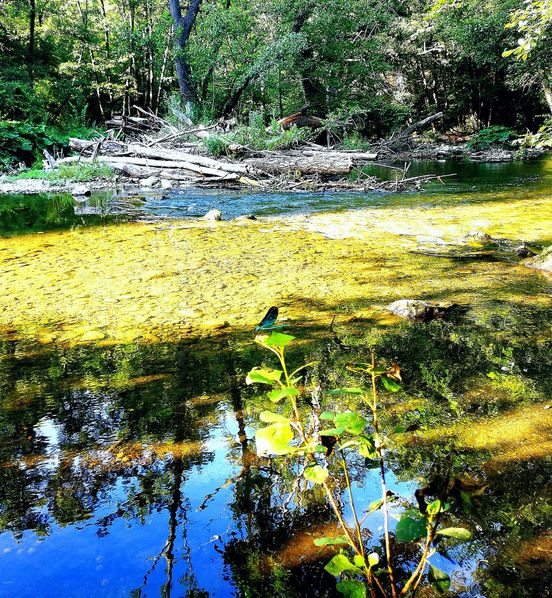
top-left (0, 158), bottom-right (550, 596)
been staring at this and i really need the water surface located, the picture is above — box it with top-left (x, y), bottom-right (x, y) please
top-left (1, 157), bottom-right (550, 236)
top-left (0, 157), bottom-right (551, 597)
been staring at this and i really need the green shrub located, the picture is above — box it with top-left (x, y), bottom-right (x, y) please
top-left (466, 126), bottom-right (517, 151)
top-left (202, 134), bottom-right (232, 157)
top-left (339, 132), bottom-right (372, 151)
top-left (518, 117), bottom-right (552, 149)
top-left (0, 120), bottom-right (99, 171)
top-left (202, 114), bottom-right (311, 156)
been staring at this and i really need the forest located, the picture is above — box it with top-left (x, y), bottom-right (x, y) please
top-left (1, 0), bottom-right (551, 169)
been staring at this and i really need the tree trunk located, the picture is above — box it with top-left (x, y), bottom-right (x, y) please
top-left (292, 8), bottom-right (326, 113)
top-left (168, 0), bottom-right (203, 113)
top-left (543, 81), bottom-right (552, 114)
top-left (221, 73), bottom-right (256, 117)
top-left (98, 0), bottom-right (113, 116)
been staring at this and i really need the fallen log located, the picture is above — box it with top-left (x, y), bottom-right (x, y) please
top-left (278, 149), bottom-right (378, 161)
top-left (125, 144), bottom-right (250, 174)
top-left (398, 112), bottom-right (443, 138)
top-left (59, 155), bottom-right (239, 179)
top-left (244, 155), bottom-right (352, 176)
top-left (68, 138), bottom-right (252, 175)
top-left (277, 105), bottom-right (324, 131)
top-left (69, 138), bottom-right (126, 155)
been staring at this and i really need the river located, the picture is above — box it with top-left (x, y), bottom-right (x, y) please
top-left (0, 157), bottom-right (550, 597)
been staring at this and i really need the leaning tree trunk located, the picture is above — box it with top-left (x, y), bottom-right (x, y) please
top-left (168, 0), bottom-right (202, 114)
top-left (543, 81), bottom-right (552, 114)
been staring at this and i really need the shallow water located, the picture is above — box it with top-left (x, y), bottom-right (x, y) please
top-left (1, 157), bottom-right (551, 235)
top-left (0, 158), bottom-right (551, 597)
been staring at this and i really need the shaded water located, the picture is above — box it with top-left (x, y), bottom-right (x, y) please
top-left (0, 337), bottom-right (421, 597)
top-left (0, 158), bottom-right (551, 597)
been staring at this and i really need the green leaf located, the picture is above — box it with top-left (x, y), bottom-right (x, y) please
top-left (304, 464), bottom-right (329, 484)
top-left (436, 527), bottom-right (473, 541)
top-left (395, 515), bottom-right (427, 543)
top-left (358, 436), bottom-right (378, 459)
top-left (325, 554), bottom-right (362, 576)
top-left (255, 423), bottom-right (294, 456)
top-left (264, 332), bottom-right (295, 348)
top-left (339, 439), bottom-right (361, 450)
top-left (313, 535), bottom-right (350, 547)
top-left (487, 371), bottom-right (498, 380)
top-left (427, 499), bottom-right (442, 516)
top-left (328, 387), bottom-right (364, 395)
top-left (359, 444), bottom-right (378, 458)
top-left (368, 498), bottom-right (383, 512)
top-left (368, 552), bottom-right (379, 568)
top-left (428, 564), bottom-right (451, 593)
top-left (336, 580), bottom-right (367, 598)
top-left (346, 362), bottom-right (372, 373)
top-left (320, 411), bottom-right (335, 420)
top-left (246, 368), bottom-right (283, 385)
top-left (267, 386), bottom-right (298, 402)
top-left (335, 412), bottom-right (367, 435)
top-left (381, 375), bottom-right (401, 392)
top-left (259, 411), bottom-right (291, 424)
top-left (320, 426), bottom-right (346, 436)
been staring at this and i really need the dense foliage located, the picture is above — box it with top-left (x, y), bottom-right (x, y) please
top-left (0, 0), bottom-right (550, 159)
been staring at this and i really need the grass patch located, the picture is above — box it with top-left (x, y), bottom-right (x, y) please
top-left (6, 162), bottom-right (115, 183)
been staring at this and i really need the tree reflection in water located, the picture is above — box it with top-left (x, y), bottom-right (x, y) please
top-left (0, 329), bottom-right (550, 596)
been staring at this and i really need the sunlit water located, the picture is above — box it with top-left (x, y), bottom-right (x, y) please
top-left (0, 157), bottom-right (550, 597)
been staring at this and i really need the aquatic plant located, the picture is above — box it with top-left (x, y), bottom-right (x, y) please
top-left (246, 331), bottom-right (473, 597)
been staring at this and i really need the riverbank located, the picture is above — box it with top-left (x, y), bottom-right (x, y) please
top-left (1, 140), bottom-right (547, 195)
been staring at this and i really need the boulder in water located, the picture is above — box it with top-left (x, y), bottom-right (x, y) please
top-left (142, 176), bottom-right (159, 188)
top-left (387, 299), bottom-right (460, 322)
top-left (72, 184), bottom-right (91, 198)
top-left (515, 244), bottom-right (537, 258)
top-left (204, 209), bottom-right (222, 221)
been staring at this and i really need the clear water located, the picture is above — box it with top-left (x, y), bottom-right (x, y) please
top-left (1, 157), bottom-right (550, 236)
top-left (0, 157), bottom-right (550, 597)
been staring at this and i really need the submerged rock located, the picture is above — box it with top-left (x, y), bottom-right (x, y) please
top-left (387, 299), bottom-right (460, 322)
top-left (235, 214), bottom-right (257, 221)
top-left (204, 209), bottom-right (222, 221)
top-left (464, 231), bottom-right (493, 243)
top-left (526, 246), bottom-right (552, 273)
top-left (515, 244), bottom-right (537, 258)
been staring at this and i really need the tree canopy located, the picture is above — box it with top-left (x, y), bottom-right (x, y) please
top-left (0, 0), bottom-right (550, 134)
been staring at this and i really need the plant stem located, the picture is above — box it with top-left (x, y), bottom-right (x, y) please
top-left (402, 513), bottom-right (440, 595)
top-left (340, 454), bottom-right (365, 559)
top-left (371, 351), bottom-right (399, 598)
top-left (321, 480), bottom-right (363, 558)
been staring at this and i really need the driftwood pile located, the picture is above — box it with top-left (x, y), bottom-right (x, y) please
top-left (48, 108), bottom-right (452, 191)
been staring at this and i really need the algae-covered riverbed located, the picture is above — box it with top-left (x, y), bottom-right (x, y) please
top-left (0, 158), bottom-right (551, 596)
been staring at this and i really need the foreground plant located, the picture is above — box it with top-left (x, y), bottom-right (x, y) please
top-left (246, 331), bottom-right (472, 597)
